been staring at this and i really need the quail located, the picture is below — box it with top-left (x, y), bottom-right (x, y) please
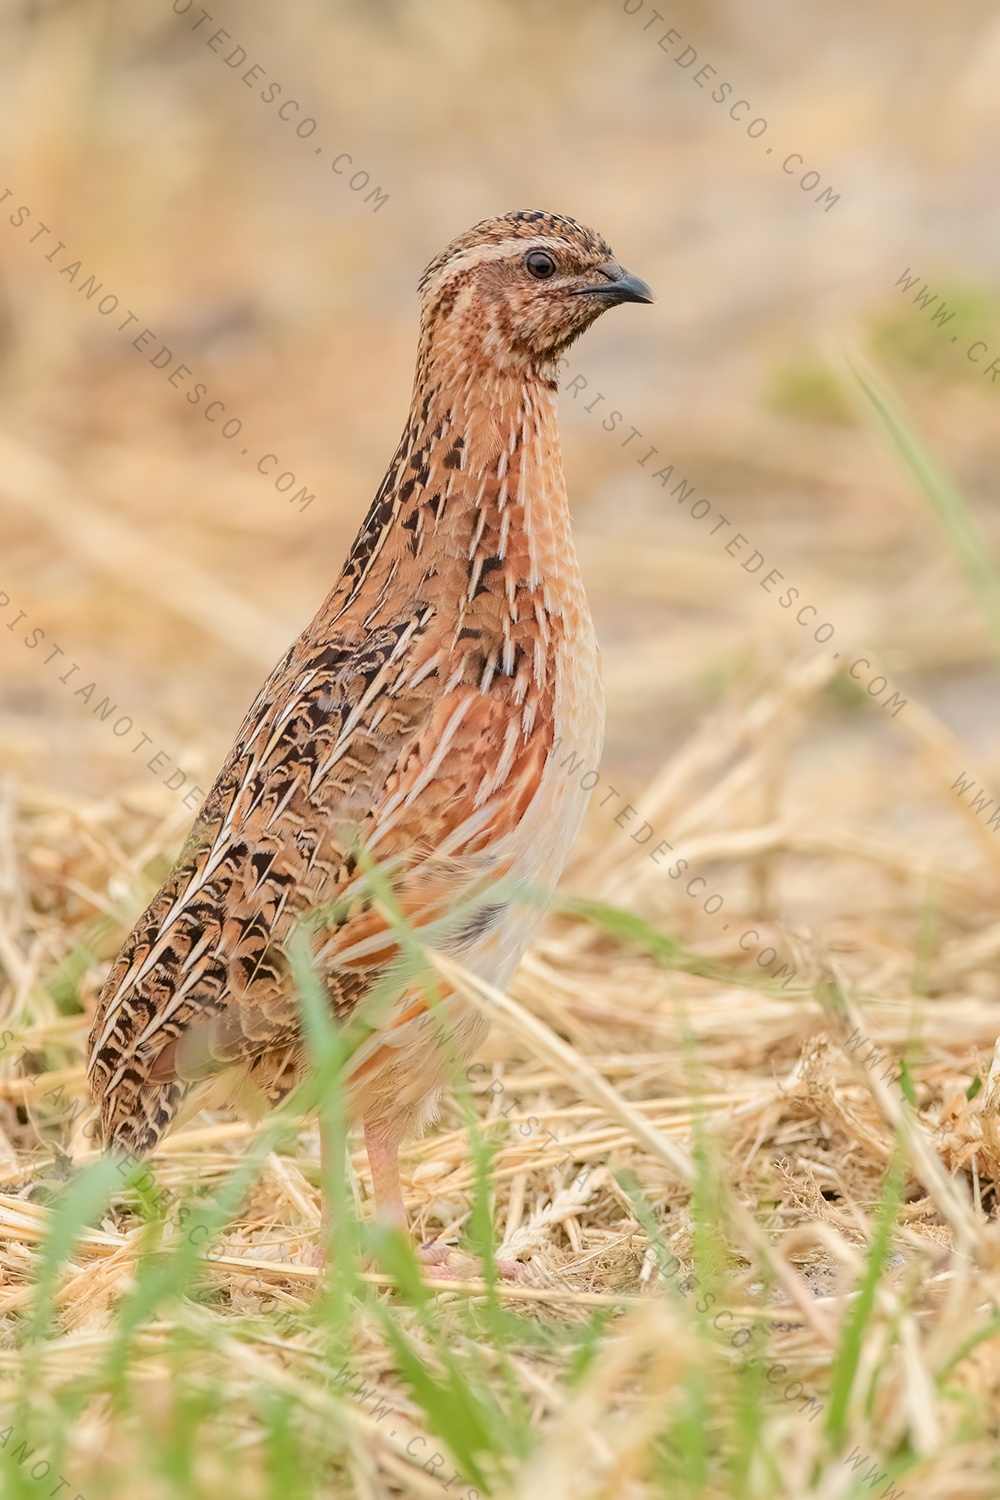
top-left (88, 210), bottom-right (653, 1251)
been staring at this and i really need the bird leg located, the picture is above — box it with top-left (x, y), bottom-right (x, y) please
top-left (362, 1117), bottom-right (527, 1282)
top-left (363, 1119), bottom-right (453, 1267)
top-left (311, 1118), bottom-right (425, 1268)
top-left (310, 1119), bottom-right (526, 1280)
top-left (363, 1118), bottom-right (408, 1229)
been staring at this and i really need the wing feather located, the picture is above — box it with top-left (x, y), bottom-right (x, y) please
top-left (88, 599), bottom-right (553, 1146)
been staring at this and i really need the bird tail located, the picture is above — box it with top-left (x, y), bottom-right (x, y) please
top-left (99, 1079), bottom-right (186, 1158)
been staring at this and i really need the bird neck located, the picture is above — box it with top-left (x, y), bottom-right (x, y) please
top-left (337, 346), bottom-right (586, 625)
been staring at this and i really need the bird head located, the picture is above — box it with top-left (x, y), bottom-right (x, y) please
top-left (417, 210), bottom-right (654, 376)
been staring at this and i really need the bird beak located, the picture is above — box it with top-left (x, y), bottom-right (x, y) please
top-left (573, 263), bottom-right (655, 306)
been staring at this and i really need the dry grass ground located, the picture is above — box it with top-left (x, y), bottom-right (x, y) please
top-left (2, 1), bottom-right (1000, 1496)
top-left (2, 647), bottom-right (1000, 1496)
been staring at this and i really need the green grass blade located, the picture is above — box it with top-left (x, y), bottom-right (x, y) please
top-left (28, 1155), bottom-right (123, 1340)
top-left (842, 352), bottom-right (1000, 652)
top-left (559, 893), bottom-right (802, 994)
top-left (824, 1150), bottom-right (905, 1445)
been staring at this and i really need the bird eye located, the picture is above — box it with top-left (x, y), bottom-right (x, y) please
top-left (524, 250), bottom-right (557, 280)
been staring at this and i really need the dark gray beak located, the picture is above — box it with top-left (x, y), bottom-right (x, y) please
top-left (573, 262), bottom-right (655, 306)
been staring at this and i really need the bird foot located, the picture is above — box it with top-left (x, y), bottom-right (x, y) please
top-left (415, 1240), bottom-right (530, 1282)
top-left (305, 1237), bottom-right (528, 1281)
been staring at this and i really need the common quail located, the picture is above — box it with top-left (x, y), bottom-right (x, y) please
top-left (88, 210), bottom-right (653, 1250)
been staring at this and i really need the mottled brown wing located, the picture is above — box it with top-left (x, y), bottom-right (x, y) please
top-left (87, 605), bottom-right (551, 1150)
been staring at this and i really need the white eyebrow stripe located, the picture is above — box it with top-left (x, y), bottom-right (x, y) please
top-left (426, 237), bottom-right (584, 295)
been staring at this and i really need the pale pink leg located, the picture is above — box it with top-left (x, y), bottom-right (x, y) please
top-left (363, 1119), bottom-right (408, 1228)
top-left (311, 1120), bottom-right (413, 1266)
top-left (363, 1118), bottom-right (452, 1267)
top-left (311, 1121), bottom-right (407, 1265)
top-left (363, 1118), bottom-right (527, 1282)
top-left (310, 1122), bottom-right (528, 1282)
top-left (310, 1124), bottom-right (337, 1266)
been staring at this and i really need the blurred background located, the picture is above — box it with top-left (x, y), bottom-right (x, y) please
top-left (3, 0), bottom-right (1000, 963)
